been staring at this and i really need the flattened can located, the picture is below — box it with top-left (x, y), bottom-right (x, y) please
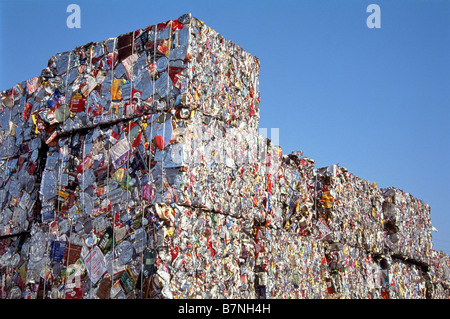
top-left (98, 226), bottom-right (115, 254)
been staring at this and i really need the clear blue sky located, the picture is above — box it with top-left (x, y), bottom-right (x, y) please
top-left (1, 0), bottom-right (449, 253)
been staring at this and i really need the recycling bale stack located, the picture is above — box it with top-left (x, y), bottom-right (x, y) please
top-left (0, 85), bottom-right (44, 238)
top-left (258, 158), bottom-right (388, 299)
top-left (1, 14), bottom-right (262, 299)
top-left (0, 82), bottom-right (48, 298)
top-left (0, 13), bottom-right (449, 299)
top-left (312, 164), bottom-right (386, 298)
top-left (381, 187), bottom-right (433, 265)
top-left (428, 250), bottom-right (450, 299)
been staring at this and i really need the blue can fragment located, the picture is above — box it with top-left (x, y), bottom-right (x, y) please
top-left (50, 241), bottom-right (66, 262)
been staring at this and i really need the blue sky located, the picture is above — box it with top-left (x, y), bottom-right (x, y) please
top-left (1, 0), bottom-right (449, 253)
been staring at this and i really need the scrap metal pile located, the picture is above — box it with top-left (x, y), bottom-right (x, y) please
top-left (0, 14), bottom-right (448, 299)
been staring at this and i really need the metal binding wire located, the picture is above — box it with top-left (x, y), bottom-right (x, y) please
top-left (110, 36), bottom-right (117, 299)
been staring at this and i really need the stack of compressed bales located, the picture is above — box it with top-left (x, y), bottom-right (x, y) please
top-left (0, 13), bottom-right (448, 300)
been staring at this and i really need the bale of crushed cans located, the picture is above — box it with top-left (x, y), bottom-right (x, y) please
top-left (0, 13), bottom-right (448, 299)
